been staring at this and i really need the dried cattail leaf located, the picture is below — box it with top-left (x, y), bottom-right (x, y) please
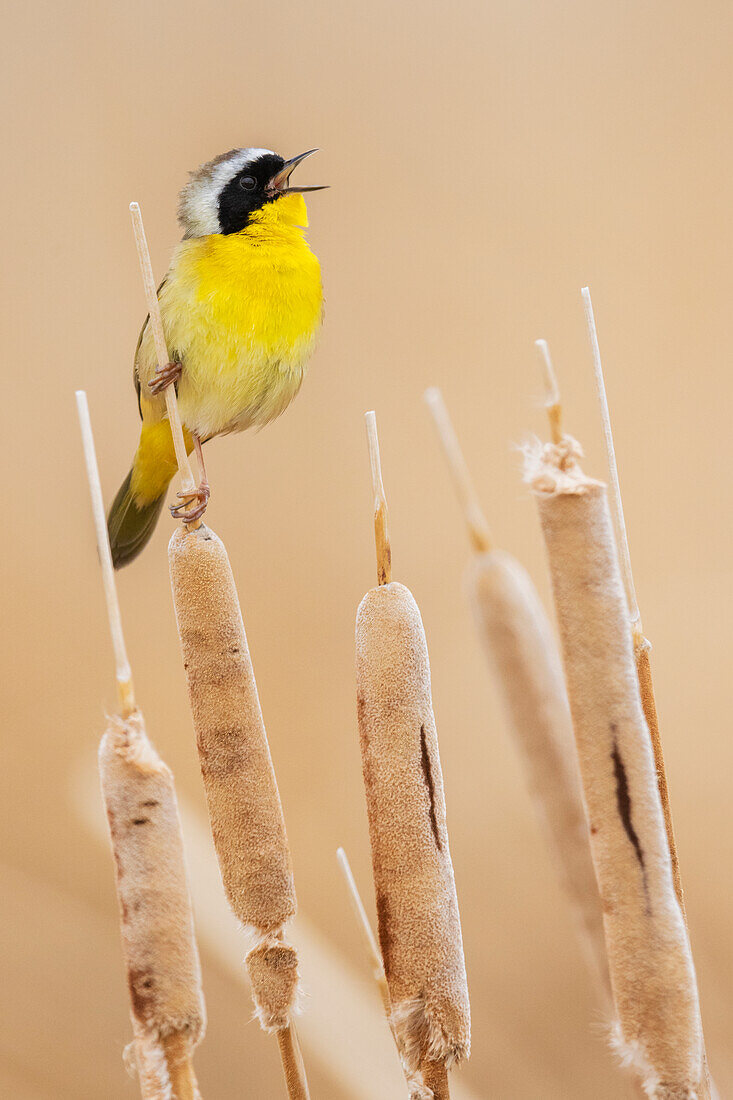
top-left (356, 581), bottom-right (470, 1073)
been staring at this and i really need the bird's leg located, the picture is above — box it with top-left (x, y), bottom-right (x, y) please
top-left (193, 433), bottom-right (209, 491)
top-left (170, 433), bottom-right (210, 523)
top-left (149, 361), bottom-right (182, 395)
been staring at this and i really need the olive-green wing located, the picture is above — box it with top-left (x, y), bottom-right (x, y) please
top-left (133, 275), bottom-right (169, 419)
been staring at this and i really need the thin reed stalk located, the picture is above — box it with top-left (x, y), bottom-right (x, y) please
top-left (336, 848), bottom-right (431, 1098)
top-left (128, 203), bottom-right (197, 501)
top-left (76, 390), bottom-right (135, 716)
top-left (336, 848), bottom-right (391, 1013)
top-left (365, 411), bottom-right (392, 584)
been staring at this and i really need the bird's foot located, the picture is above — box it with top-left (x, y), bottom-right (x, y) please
top-left (170, 483), bottom-right (210, 523)
top-left (149, 361), bottom-right (182, 395)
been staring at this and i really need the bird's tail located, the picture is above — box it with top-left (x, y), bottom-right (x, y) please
top-left (107, 421), bottom-right (185, 569)
top-left (107, 469), bottom-right (169, 569)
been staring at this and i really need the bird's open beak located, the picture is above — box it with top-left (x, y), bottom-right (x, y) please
top-left (267, 149), bottom-right (328, 194)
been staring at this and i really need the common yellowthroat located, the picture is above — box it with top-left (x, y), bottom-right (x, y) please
top-left (107, 147), bottom-right (325, 568)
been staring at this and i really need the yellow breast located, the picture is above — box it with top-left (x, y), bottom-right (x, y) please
top-left (137, 193), bottom-right (323, 439)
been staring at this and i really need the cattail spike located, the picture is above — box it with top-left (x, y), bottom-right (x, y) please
top-left (423, 388), bottom-right (492, 553)
top-left (364, 411), bottom-right (392, 585)
top-left (99, 714), bottom-right (206, 1080)
top-left (534, 340), bottom-right (563, 445)
top-left (356, 580), bottom-right (470, 1081)
top-left (76, 390), bottom-right (135, 716)
top-left (581, 287), bottom-right (641, 630)
top-left (129, 201), bottom-right (197, 501)
top-left (336, 847), bottom-right (384, 984)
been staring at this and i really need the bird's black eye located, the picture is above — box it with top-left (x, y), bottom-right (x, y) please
top-left (239, 175), bottom-right (257, 191)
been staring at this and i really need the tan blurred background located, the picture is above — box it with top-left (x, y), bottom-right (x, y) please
top-left (2, 0), bottom-right (732, 1095)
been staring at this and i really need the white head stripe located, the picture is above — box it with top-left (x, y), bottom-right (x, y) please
top-left (178, 148), bottom-right (276, 238)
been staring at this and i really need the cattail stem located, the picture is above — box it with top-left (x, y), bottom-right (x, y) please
top-left (276, 1026), bottom-right (310, 1100)
top-left (163, 1032), bottom-right (201, 1100)
top-left (423, 388), bottom-right (492, 552)
top-left (364, 411), bottom-right (392, 584)
top-left (581, 288), bottom-right (640, 628)
top-left (129, 201), bottom-right (198, 506)
top-left (76, 390), bottom-right (135, 716)
top-left (534, 340), bottom-right (563, 445)
top-left (336, 847), bottom-right (432, 1096)
top-left (336, 848), bottom-right (390, 1010)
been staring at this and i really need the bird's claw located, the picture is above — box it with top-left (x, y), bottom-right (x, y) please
top-left (170, 484), bottom-right (210, 523)
top-left (149, 361), bottom-right (182, 395)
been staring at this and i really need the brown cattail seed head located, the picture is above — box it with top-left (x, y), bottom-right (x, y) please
top-left (526, 437), bottom-right (704, 1096)
top-left (99, 712), bottom-right (205, 1048)
top-left (467, 549), bottom-right (610, 1003)
top-left (246, 938), bottom-right (300, 1032)
top-left (169, 524), bottom-right (296, 935)
top-left (356, 581), bottom-right (470, 1072)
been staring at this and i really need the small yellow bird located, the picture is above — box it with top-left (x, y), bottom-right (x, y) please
top-left (108, 147), bottom-right (325, 568)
